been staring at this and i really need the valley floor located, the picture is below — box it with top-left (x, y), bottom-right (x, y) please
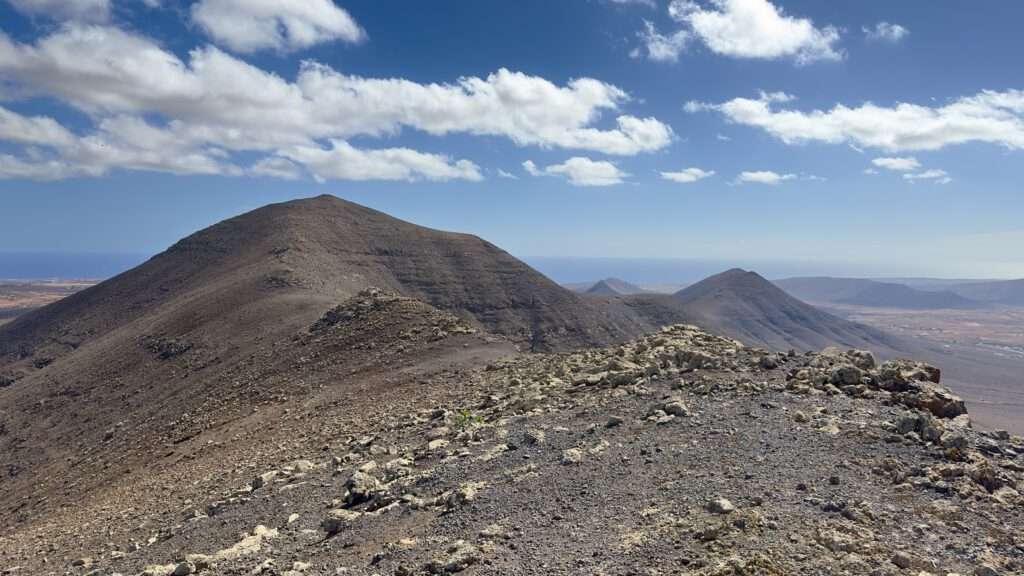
top-left (812, 303), bottom-right (1024, 434)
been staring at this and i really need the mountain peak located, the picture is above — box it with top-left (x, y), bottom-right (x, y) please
top-left (586, 277), bottom-right (646, 296)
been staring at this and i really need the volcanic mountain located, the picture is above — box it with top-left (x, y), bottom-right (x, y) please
top-left (2, 198), bottom-right (1022, 575)
top-left (0, 195), bottom-right (655, 537)
top-left (667, 269), bottom-right (907, 353)
top-left (585, 277), bottom-right (647, 296)
top-left (0, 194), bottom-right (644, 366)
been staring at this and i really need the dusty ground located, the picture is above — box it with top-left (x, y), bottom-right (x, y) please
top-left (823, 304), bottom-right (1024, 359)
top-left (809, 303), bottom-right (1024, 434)
top-left (0, 280), bottom-right (97, 322)
top-left (1, 316), bottom-right (1020, 576)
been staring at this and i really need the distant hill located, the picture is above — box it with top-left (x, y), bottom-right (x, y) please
top-left (946, 279), bottom-right (1024, 306)
top-left (585, 278), bottom-right (647, 296)
top-left (669, 269), bottom-right (906, 353)
top-left (775, 277), bottom-right (979, 309)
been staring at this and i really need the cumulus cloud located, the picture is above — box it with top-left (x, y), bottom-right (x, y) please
top-left (6, 0), bottom-right (110, 22)
top-left (279, 141), bottom-right (482, 183)
top-left (496, 169), bottom-right (518, 179)
top-left (736, 170), bottom-right (796, 184)
top-left (871, 156), bottom-right (920, 171)
top-left (249, 156), bottom-right (302, 180)
top-left (524, 157), bottom-right (628, 186)
top-left (635, 21), bottom-right (690, 63)
top-left (864, 22), bottom-right (909, 43)
top-left (903, 169), bottom-right (952, 184)
top-left (661, 167), bottom-right (715, 183)
top-left (191, 0), bottom-right (366, 53)
top-left (663, 0), bottom-right (842, 64)
top-left (0, 25), bottom-right (672, 180)
top-left (0, 106), bottom-right (240, 179)
top-left (692, 89), bottom-right (1024, 152)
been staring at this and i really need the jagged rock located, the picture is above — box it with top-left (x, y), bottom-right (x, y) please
top-left (344, 471), bottom-right (381, 505)
top-left (322, 509), bottom-right (362, 534)
top-left (252, 470), bottom-right (279, 490)
top-left (561, 448), bottom-right (584, 465)
top-left (523, 428), bottom-right (546, 445)
top-left (427, 540), bottom-right (479, 573)
top-left (891, 551), bottom-right (935, 572)
top-left (830, 365), bottom-right (862, 386)
top-left (660, 398), bottom-right (690, 417)
top-left (707, 498), bottom-right (735, 514)
top-left (847, 350), bottom-right (877, 371)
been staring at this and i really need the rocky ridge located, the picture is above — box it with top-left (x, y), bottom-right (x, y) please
top-left (3, 321), bottom-right (1021, 576)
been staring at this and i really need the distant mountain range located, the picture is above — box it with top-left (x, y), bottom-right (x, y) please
top-left (774, 277), bottom-right (980, 309)
top-left (775, 276), bottom-right (1024, 309)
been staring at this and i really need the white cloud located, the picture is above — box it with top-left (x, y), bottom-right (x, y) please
top-left (0, 27), bottom-right (671, 155)
top-left (871, 156), bottom-right (920, 171)
top-left (496, 169), bottom-right (518, 179)
top-left (191, 0), bottom-right (366, 53)
top-left (250, 156), bottom-right (302, 180)
top-left (695, 89), bottom-right (1024, 152)
top-left (0, 106), bottom-right (77, 148)
top-left (863, 22), bottom-right (909, 43)
top-left (661, 167), bottom-right (715, 183)
top-left (904, 169), bottom-right (952, 184)
top-left (636, 21), bottom-right (690, 63)
top-left (609, 0), bottom-right (656, 7)
top-left (863, 168), bottom-right (879, 175)
top-left (0, 106), bottom-right (241, 179)
top-left (0, 25), bottom-right (672, 180)
top-left (525, 157), bottom-right (628, 186)
top-left (666, 0), bottom-right (842, 64)
top-left (6, 0), bottom-right (110, 22)
top-left (279, 140), bottom-right (482, 183)
top-left (736, 170), bottom-right (796, 184)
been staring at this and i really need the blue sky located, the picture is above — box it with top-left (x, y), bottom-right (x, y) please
top-left (1, 0), bottom-right (1023, 279)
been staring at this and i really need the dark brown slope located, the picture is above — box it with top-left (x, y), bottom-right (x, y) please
top-left (0, 195), bottom-right (653, 533)
top-left (666, 269), bottom-right (907, 354)
top-left (585, 278), bottom-right (646, 296)
top-left (0, 194), bottom-right (642, 370)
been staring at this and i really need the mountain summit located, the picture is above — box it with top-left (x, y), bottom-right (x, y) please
top-left (671, 269), bottom-right (904, 353)
top-left (1, 195), bottom-right (641, 363)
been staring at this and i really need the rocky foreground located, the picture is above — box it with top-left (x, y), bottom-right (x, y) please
top-left (2, 305), bottom-right (1023, 575)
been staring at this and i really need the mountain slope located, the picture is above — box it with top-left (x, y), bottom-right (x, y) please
top-left (4, 323), bottom-right (1021, 575)
top-left (0, 195), bottom-right (658, 537)
top-left (0, 194), bottom-right (643, 368)
top-left (672, 269), bottom-right (906, 353)
top-left (775, 277), bottom-right (979, 309)
top-left (948, 278), bottom-right (1024, 306)
top-left (585, 277), bottom-right (647, 296)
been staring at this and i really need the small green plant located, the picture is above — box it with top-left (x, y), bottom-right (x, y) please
top-left (454, 408), bottom-right (484, 430)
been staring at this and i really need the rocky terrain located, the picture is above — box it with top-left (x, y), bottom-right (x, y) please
top-left (2, 197), bottom-right (1022, 576)
top-left (2, 309), bottom-right (1021, 575)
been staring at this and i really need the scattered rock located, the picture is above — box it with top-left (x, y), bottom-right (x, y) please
top-left (561, 448), bottom-right (584, 465)
top-left (707, 497), bottom-right (735, 514)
